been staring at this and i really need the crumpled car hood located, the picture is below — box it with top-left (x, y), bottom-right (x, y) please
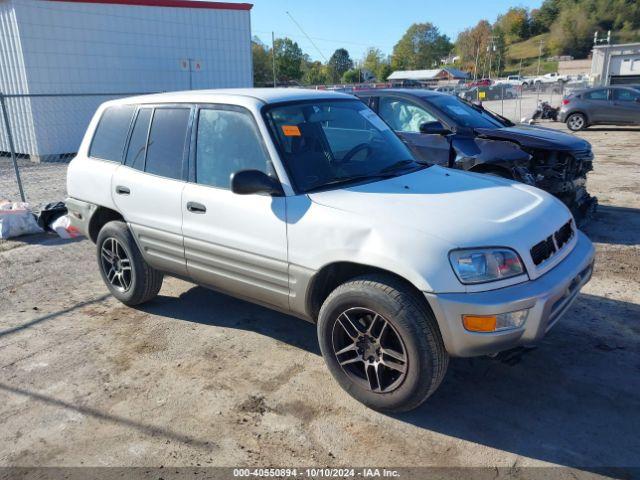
top-left (475, 125), bottom-right (591, 151)
top-left (308, 166), bottom-right (573, 261)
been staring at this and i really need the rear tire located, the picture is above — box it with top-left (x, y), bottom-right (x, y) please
top-left (566, 112), bottom-right (587, 131)
top-left (96, 220), bottom-right (163, 306)
top-left (317, 274), bottom-right (448, 413)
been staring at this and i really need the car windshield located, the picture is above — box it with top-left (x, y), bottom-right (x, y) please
top-left (427, 95), bottom-right (506, 129)
top-left (264, 99), bottom-right (426, 193)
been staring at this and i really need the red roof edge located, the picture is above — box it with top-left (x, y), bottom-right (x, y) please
top-left (46, 0), bottom-right (253, 11)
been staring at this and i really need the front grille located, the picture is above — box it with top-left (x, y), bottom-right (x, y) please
top-left (530, 220), bottom-right (574, 266)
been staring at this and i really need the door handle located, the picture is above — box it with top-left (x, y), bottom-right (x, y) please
top-left (186, 201), bottom-right (207, 213)
top-left (115, 186), bottom-right (130, 195)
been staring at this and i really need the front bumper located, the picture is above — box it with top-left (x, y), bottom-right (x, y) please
top-left (425, 231), bottom-right (595, 357)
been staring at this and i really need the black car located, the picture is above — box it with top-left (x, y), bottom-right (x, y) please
top-left (355, 89), bottom-right (597, 221)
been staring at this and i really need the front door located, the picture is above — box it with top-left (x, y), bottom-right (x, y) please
top-left (181, 106), bottom-right (289, 309)
top-left (375, 96), bottom-right (451, 165)
top-left (611, 88), bottom-right (640, 124)
top-left (112, 106), bottom-right (192, 276)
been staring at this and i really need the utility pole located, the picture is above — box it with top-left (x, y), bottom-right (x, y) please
top-left (487, 36), bottom-right (497, 79)
top-left (536, 39), bottom-right (544, 103)
top-left (473, 42), bottom-right (481, 81)
top-left (271, 31), bottom-right (277, 88)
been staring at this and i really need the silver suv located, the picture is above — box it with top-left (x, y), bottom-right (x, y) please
top-left (66, 89), bottom-right (594, 412)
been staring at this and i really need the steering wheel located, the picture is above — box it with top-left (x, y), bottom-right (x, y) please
top-left (338, 143), bottom-right (372, 164)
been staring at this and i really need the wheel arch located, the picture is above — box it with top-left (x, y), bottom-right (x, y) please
top-left (566, 109), bottom-right (590, 125)
top-left (88, 206), bottom-right (124, 243)
top-left (305, 261), bottom-right (435, 322)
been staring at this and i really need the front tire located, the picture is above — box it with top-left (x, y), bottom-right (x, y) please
top-left (566, 112), bottom-right (587, 131)
top-left (96, 221), bottom-right (164, 306)
top-left (317, 275), bottom-right (448, 413)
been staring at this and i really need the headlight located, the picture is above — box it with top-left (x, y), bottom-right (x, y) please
top-left (449, 248), bottom-right (525, 284)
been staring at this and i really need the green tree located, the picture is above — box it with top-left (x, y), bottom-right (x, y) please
top-left (327, 48), bottom-right (353, 83)
top-left (362, 47), bottom-right (392, 81)
top-left (548, 4), bottom-right (595, 58)
top-left (455, 20), bottom-right (492, 74)
top-left (302, 61), bottom-right (329, 85)
top-left (273, 37), bottom-right (305, 83)
top-left (494, 7), bottom-right (530, 44)
top-left (391, 23), bottom-right (452, 70)
top-left (251, 37), bottom-right (272, 87)
top-left (341, 68), bottom-right (361, 83)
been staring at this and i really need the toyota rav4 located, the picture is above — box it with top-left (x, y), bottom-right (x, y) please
top-left (66, 89), bottom-right (595, 412)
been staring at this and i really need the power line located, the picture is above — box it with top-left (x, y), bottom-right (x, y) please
top-left (252, 29), bottom-right (394, 51)
top-left (285, 11), bottom-right (328, 62)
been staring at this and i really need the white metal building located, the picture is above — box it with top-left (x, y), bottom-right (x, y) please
top-left (591, 43), bottom-right (640, 86)
top-left (0, 0), bottom-right (253, 161)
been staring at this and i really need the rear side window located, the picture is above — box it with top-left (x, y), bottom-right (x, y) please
top-left (125, 108), bottom-right (152, 170)
top-left (89, 105), bottom-right (135, 161)
top-left (584, 89), bottom-right (608, 101)
top-left (145, 108), bottom-right (191, 180)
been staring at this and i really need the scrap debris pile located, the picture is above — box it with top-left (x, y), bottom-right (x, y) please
top-left (0, 200), bottom-right (78, 240)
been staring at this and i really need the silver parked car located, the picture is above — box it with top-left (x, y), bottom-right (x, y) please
top-left (559, 85), bottom-right (640, 131)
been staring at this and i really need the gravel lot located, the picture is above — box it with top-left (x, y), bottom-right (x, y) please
top-left (0, 122), bottom-right (638, 476)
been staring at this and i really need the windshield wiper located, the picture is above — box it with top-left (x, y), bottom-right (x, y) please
top-left (378, 159), bottom-right (423, 174)
top-left (305, 173), bottom-right (397, 193)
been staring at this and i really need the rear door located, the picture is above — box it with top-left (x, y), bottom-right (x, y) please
top-left (112, 105), bottom-right (193, 276)
top-left (181, 105), bottom-right (289, 309)
top-left (611, 88), bottom-right (640, 124)
top-left (376, 95), bottom-right (451, 165)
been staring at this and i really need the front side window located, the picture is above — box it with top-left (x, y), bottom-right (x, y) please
top-left (196, 108), bottom-right (272, 189)
top-left (584, 89), bottom-right (608, 101)
top-left (89, 105), bottom-right (135, 161)
top-left (427, 95), bottom-right (505, 128)
top-left (145, 108), bottom-right (190, 180)
top-left (265, 100), bottom-right (423, 193)
top-left (378, 97), bottom-right (437, 132)
top-left (612, 88), bottom-right (640, 102)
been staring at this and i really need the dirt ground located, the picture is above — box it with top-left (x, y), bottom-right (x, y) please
top-left (0, 123), bottom-right (639, 477)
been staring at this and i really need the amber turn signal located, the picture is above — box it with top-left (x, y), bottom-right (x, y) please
top-left (462, 315), bottom-right (497, 332)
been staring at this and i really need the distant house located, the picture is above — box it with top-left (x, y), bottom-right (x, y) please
top-left (387, 68), bottom-right (469, 85)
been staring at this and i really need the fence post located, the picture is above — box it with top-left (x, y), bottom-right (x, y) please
top-left (0, 93), bottom-right (25, 202)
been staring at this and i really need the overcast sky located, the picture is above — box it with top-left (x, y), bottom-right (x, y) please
top-left (245, 0), bottom-right (543, 61)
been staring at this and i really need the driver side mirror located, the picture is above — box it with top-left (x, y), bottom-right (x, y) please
top-left (231, 170), bottom-right (284, 196)
top-left (419, 121), bottom-right (452, 136)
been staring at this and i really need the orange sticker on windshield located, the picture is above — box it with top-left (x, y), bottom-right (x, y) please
top-left (282, 125), bottom-right (301, 137)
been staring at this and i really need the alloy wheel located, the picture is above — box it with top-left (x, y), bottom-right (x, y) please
top-left (331, 307), bottom-right (408, 393)
top-left (100, 237), bottom-right (132, 292)
top-left (568, 114), bottom-right (585, 130)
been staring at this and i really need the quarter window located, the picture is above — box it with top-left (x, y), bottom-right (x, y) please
top-left (125, 108), bottom-right (152, 171)
top-left (89, 105), bottom-right (135, 161)
top-left (378, 97), bottom-right (437, 133)
top-left (145, 108), bottom-right (190, 180)
top-left (196, 108), bottom-right (272, 189)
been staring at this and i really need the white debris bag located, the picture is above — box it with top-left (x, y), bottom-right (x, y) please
top-left (49, 214), bottom-right (79, 239)
top-left (0, 201), bottom-right (43, 239)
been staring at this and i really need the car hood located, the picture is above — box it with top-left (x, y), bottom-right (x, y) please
top-left (474, 125), bottom-right (591, 151)
top-left (308, 166), bottom-right (573, 278)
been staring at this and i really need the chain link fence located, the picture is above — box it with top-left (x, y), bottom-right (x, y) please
top-left (0, 92), bottom-right (154, 210)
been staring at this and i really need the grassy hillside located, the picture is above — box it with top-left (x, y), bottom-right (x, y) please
top-left (503, 33), bottom-right (557, 76)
